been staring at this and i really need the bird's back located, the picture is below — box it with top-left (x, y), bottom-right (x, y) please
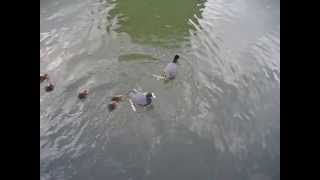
top-left (164, 62), bottom-right (177, 79)
top-left (129, 92), bottom-right (147, 106)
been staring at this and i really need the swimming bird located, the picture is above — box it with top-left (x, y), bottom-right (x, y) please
top-left (108, 90), bottom-right (155, 112)
top-left (128, 91), bottom-right (154, 107)
top-left (78, 89), bottom-right (89, 99)
top-left (40, 73), bottom-right (49, 83)
top-left (108, 95), bottom-right (126, 112)
top-left (163, 55), bottom-right (179, 80)
top-left (108, 101), bottom-right (118, 112)
top-left (45, 83), bottom-right (54, 92)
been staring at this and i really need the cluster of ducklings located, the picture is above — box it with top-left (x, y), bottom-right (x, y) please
top-left (40, 73), bottom-right (88, 99)
top-left (40, 55), bottom-right (179, 112)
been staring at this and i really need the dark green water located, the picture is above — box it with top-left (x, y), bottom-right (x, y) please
top-left (40, 0), bottom-right (280, 179)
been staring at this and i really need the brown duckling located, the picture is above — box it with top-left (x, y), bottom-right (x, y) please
top-left (40, 73), bottom-right (49, 83)
top-left (45, 83), bottom-right (55, 92)
top-left (78, 90), bottom-right (89, 99)
top-left (111, 95), bottom-right (125, 103)
top-left (108, 101), bottom-right (118, 112)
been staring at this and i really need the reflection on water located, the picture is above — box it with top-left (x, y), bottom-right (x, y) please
top-left (40, 0), bottom-right (279, 179)
top-left (107, 0), bottom-right (205, 47)
top-left (118, 53), bottom-right (158, 62)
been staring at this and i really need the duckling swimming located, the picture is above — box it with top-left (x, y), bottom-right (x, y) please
top-left (45, 83), bottom-right (54, 92)
top-left (40, 73), bottom-right (49, 83)
top-left (78, 89), bottom-right (89, 99)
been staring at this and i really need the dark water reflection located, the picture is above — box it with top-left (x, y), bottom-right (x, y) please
top-left (107, 0), bottom-right (205, 47)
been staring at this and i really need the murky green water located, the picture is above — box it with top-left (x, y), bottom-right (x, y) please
top-left (40, 0), bottom-right (280, 179)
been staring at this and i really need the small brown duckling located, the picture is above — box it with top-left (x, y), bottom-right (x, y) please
top-left (111, 95), bottom-right (125, 102)
top-left (45, 83), bottom-right (55, 92)
top-left (78, 90), bottom-right (89, 99)
top-left (108, 101), bottom-right (118, 112)
top-left (40, 73), bottom-right (49, 83)
top-left (107, 95), bottom-right (128, 112)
